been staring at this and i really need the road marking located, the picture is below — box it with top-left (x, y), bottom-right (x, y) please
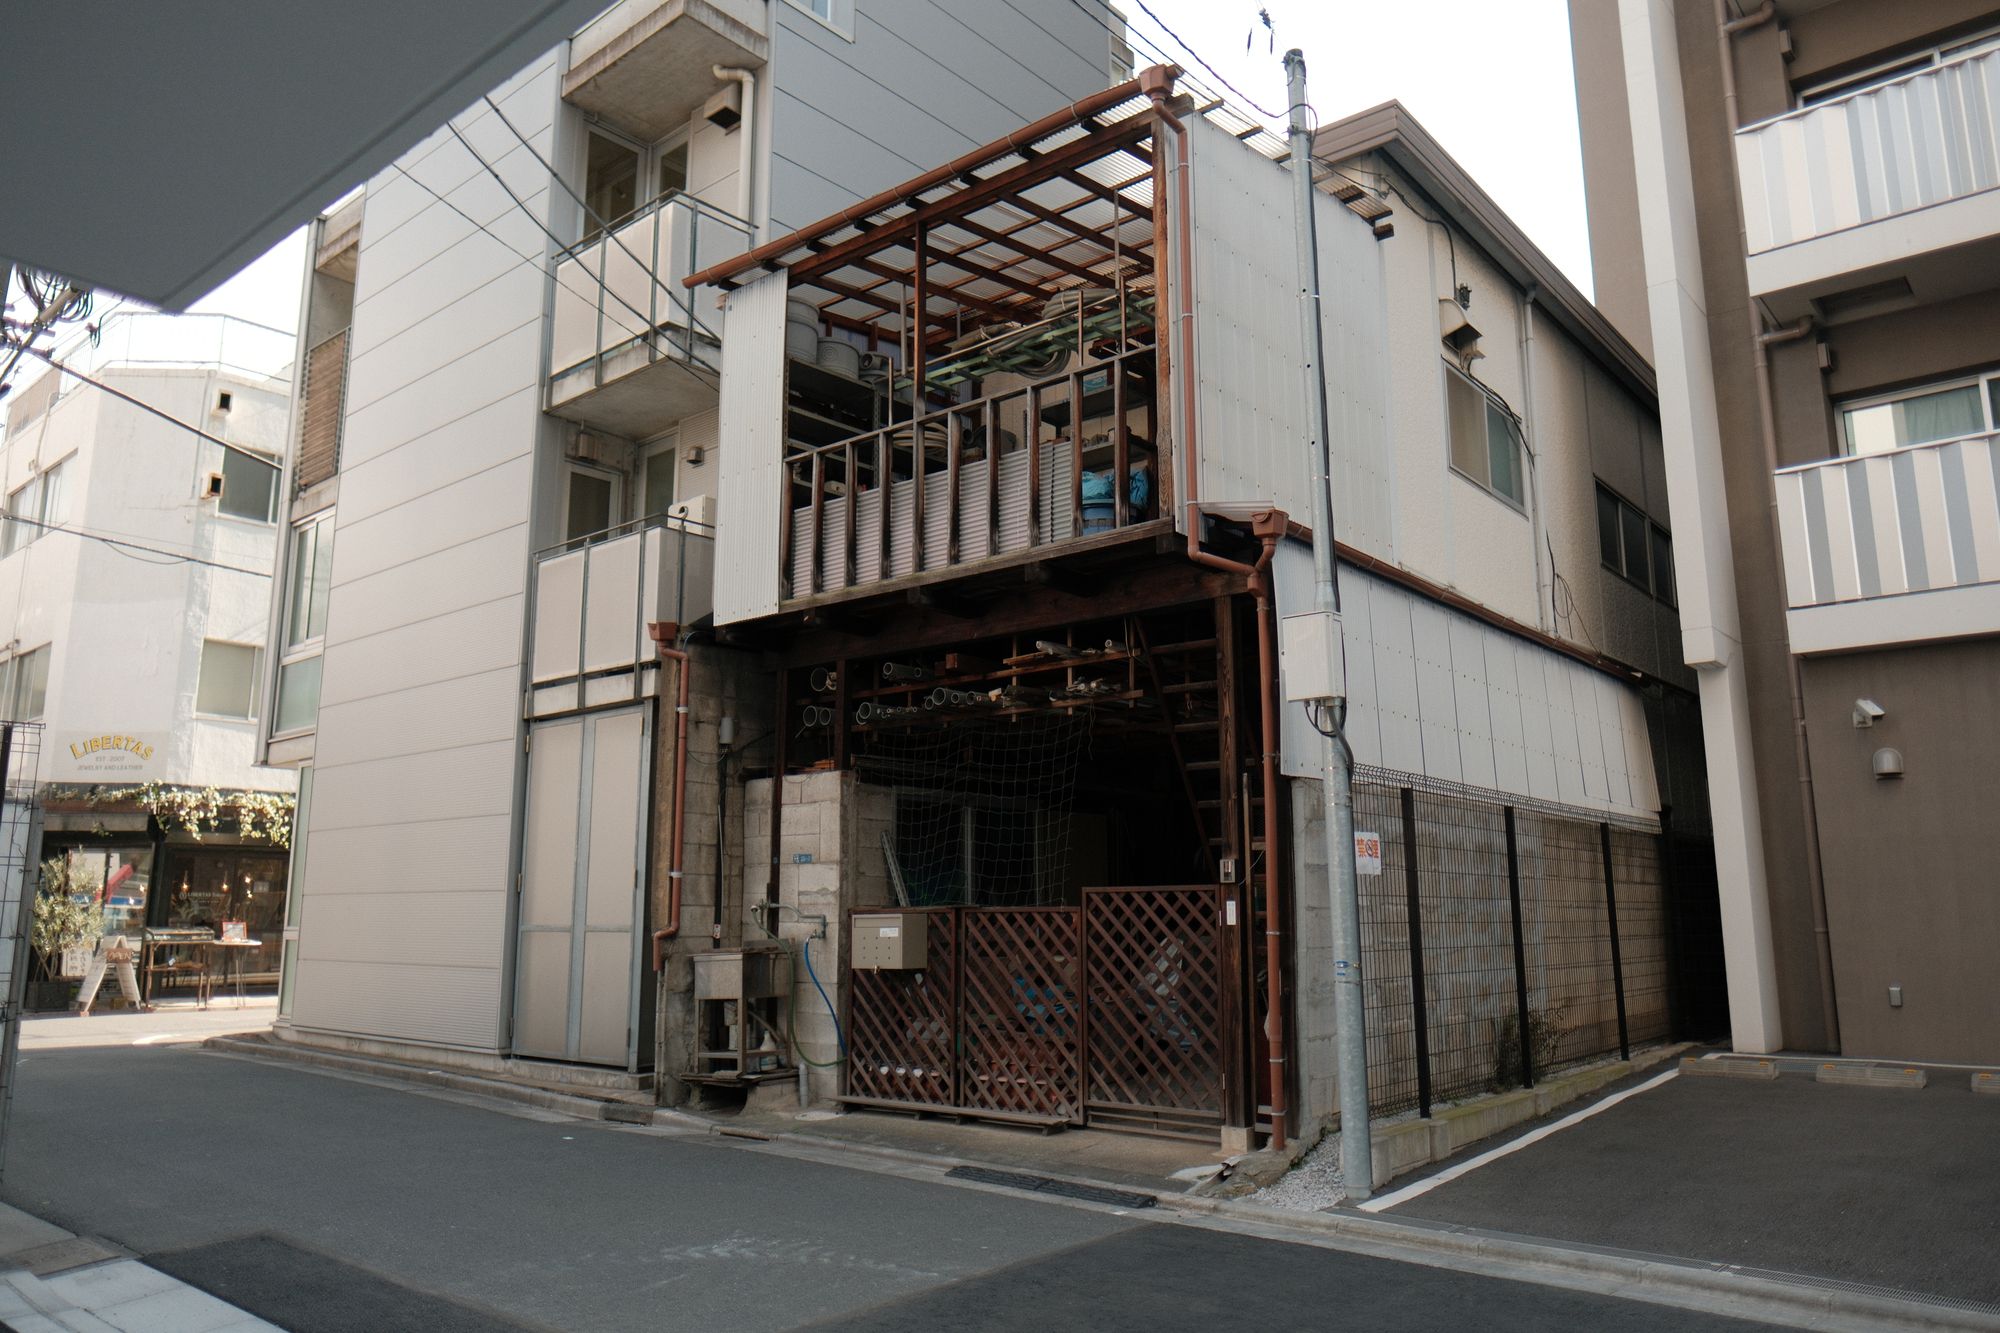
top-left (1356, 1067), bottom-right (1680, 1213)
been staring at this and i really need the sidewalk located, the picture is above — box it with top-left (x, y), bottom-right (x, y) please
top-left (19, 1001), bottom-right (276, 1054)
top-left (0, 1202), bottom-right (275, 1333)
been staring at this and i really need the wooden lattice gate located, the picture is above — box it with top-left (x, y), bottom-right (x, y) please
top-left (843, 888), bottom-right (1230, 1141)
top-left (1083, 886), bottom-right (1228, 1138)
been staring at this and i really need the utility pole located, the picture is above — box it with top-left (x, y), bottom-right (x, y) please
top-left (1283, 47), bottom-right (1372, 1202)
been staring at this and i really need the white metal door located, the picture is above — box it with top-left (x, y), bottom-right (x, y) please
top-left (513, 707), bottom-right (649, 1066)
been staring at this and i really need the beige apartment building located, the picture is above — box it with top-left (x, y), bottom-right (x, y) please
top-left (1572, 0), bottom-right (2000, 1063)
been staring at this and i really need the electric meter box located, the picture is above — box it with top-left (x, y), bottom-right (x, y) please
top-left (852, 912), bottom-right (928, 970)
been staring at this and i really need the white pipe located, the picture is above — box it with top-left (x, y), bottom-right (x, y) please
top-left (1519, 284), bottom-right (1550, 631)
top-left (714, 66), bottom-right (758, 239)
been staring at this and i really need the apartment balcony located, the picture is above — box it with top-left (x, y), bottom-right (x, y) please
top-left (1735, 47), bottom-right (2000, 307)
top-left (546, 191), bottom-right (752, 437)
top-left (527, 516), bottom-right (716, 719)
top-left (1775, 433), bottom-right (2000, 653)
top-left (564, 0), bottom-right (767, 142)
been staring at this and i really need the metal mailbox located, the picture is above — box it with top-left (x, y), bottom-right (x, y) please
top-left (852, 912), bottom-right (928, 970)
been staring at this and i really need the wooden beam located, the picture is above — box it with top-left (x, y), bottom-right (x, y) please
top-left (787, 123), bottom-right (1152, 286)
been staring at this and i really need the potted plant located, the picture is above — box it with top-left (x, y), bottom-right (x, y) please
top-left (27, 856), bottom-right (103, 1012)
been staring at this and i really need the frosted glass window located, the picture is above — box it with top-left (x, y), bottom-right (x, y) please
top-left (196, 640), bottom-right (261, 719)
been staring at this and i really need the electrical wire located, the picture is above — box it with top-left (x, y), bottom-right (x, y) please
top-left (2, 513), bottom-right (271, 577)
top-left (1130, 0), bottom-right (1285, 119)
top-left (14, 344), bottom-right (281, 468)
top-left (476, 95), bottom-right (725, 353)
top-left (1059, 0), bottom-right (1229, 110)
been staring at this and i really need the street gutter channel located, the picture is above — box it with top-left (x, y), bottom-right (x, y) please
top-left (201, 1035), bottom-right (2000, 1333)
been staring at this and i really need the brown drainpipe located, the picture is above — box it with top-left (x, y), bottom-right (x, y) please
top-left (1715, 1), bottom-right (1842, 1051)
top-left (649, 622), bottom-right (692, 973)
top-left (1146, 67), bottom-right (1292, 1150)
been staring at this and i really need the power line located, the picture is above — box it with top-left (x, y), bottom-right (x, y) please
top-left (1061, 0), bottom-right (1227, 107)
top-left (16, 344), bottom-right (280, 468)
top-left (387, 159), bottom-right (685, 359)
top-left (477, 95), bottom-right (722, 349)
top-left (2, 512), bottom-right (271, 577)
top-left (1130, 0), bottom-right (1285, 119)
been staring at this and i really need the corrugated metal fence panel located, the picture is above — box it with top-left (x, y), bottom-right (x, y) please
top-left (714, 272), bottom-right (788, 623)
top-left (1275, 552), bottom-right (1662, 821)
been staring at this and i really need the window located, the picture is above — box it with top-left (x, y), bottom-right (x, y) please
top-left (218, 448), bottom-right (279, 522)
top-left (642, 441), bottom-right (677, 518)
top-left (653, 136), bottom-right (689, 204)
top-left (1839, 373), bottom-right (1996, 456)
top-left (285, 515), bottom-right (335, 650)
top-left (196, 640), bottom-right (262, 719)
top-left (2, 480), bottom-right (37, 557)
top-left (1798, 26), bottom-right (2000, 107)
top-left (584, 130), bottom-right (641, 239)
top-left (0, 646), bottom-right (50, 721)
top-left (564, 465), bottom-right (618, 544)
top-left (1597, 483), bottom-right (1676, 606)
top-left (1444, 365), bottom-right (1525, 506)
top-left (275, 513), bottom-right (333, 737)
top-left (37, 457), bottom-right (67, 531)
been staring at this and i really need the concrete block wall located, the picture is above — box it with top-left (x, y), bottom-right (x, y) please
top-left (1291, 776), bottom-right (1340, 1141)
top-left (742, 770), bottom-right (893, 1103)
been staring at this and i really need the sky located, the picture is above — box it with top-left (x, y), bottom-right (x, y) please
top-left (170, 0), bottom-right (1592, 337)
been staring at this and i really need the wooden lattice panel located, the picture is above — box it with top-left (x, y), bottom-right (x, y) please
top-left (958, 909), bottom-right (1084, 1123)
top-left (1084, 887), bottom-right (1226, 1135)
top-left (844, 908), bottom-right (958, 1108)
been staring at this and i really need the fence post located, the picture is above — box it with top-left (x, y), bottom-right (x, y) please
top-left (1399, 787), bottom-right (1432, 1118)
top-left (1504, 806), bottom-right (1533, 1089)
top-left (1599, 822), bottom-right (1630, 1062)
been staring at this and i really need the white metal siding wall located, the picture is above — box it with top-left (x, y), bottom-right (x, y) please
top-left (765, 1), bottom-right (1111, 235)
top-left (1185, 117), bottom-right (1393, 554)
top-left (713, 272), bottom-right (788, 623)
top-left (291, 57), bottom-right (563, 1051)
top-left (1275, 542), bottom-right (1660, 822)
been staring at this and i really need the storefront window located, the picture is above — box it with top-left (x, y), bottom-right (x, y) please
top-left (60, 846), bottom-right (153, 937)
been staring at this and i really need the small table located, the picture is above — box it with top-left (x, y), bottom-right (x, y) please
top-left (197, 939), bottom-right (265, 1009)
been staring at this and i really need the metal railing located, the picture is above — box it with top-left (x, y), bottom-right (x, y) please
top-left (1735, 45), bottom-right (2000, 254)
top-left (782, 345), bottom-right (1159, 600)
top-left (547, 190), bottom-right (753, 396)
top-left (1775, 431), bottom-right (2000, 608)
top-left (528, 513), bottom-right (716, 713)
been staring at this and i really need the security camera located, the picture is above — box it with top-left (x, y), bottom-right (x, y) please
top-left (1852, 699), bottom-right (1885, 728)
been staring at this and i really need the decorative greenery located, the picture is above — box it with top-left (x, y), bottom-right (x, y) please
top-left (42, 783), bottom-right (294, 848)
top-left (1492, 1000), bottom-right (1572, 1090)
top-left (29, 856), bottom-right (103, 981)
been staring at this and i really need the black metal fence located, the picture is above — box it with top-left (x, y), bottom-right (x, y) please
top-left (1353, 769), bottom-right (1678, 1118)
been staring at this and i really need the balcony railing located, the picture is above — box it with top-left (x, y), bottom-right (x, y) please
top-left (1736, 47), bottom-right (2000, 255)
top-left (547, 191), bottom-right (752, 408)
top-left (528, 515), bottom-right (715, 717)
top-left (1776, 432), bottom-right (2000, 610)
top-left (783, 345), bottom-right (1160, 602)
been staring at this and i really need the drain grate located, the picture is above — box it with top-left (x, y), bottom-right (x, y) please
top-left (945, 1165), bottom-right (1156, 1209)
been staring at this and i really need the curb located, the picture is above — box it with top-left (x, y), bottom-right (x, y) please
top-left (209, 1034), bottom-right (1999, 1331)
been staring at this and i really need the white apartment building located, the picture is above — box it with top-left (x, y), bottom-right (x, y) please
top-left (259, 0), bottom-right (1129, 1064)
top-left (1, 312), bottom-right (298, 971)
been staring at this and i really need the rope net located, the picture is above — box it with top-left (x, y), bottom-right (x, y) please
top-left (858, 714), bottom-right (1089, 908)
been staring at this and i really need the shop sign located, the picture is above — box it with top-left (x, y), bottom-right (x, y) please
top-left (60, 731), bottom-right (163, 777)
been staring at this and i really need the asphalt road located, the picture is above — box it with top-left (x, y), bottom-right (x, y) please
top-left (1383, 1071), bottom-right (2000, 1308)
top-left (2, 1044), bottom-right (1762, 1332)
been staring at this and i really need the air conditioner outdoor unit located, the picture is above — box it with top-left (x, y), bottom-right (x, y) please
top-left (669, 494), bottom-right (717, 528)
